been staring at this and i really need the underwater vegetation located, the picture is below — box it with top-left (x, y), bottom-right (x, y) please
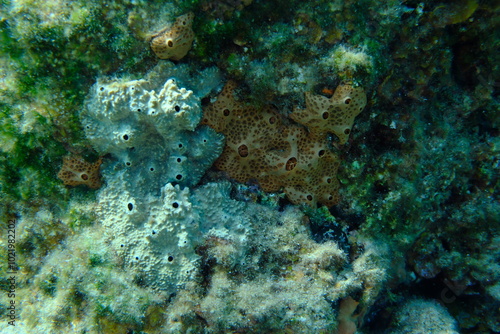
top-left (0, 0), bottom-right (498, 333)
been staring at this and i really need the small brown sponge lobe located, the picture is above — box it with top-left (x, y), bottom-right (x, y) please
top-left (57, 155), bottom-right (102, 189)
top-left (290, 84), bottom-right (367, 144)
top-left (202, 81), bottom-right (353, 207)
top-left (150, 12), bottom-right (195, 61)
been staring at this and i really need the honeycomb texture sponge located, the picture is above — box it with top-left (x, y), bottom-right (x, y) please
top-left (290, 84), bottom-right (367, 144)
top-left (81, 62), bottom-right (225, 192)
top-left (57, 155), bottom-right (102, 189)
top-left (202, 81), bottom-right (355, 207)
top-left (150, 12), bottom-right (195, 61)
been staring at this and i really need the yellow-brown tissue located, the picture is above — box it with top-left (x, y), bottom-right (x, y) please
top-left (290, 84), bottom-right (367, 144)
top-left (201, 81), bottom-right (367, 207)
top-left (57, 155), bottom-right (102, 189)
top-left (150, 12), bottom-right (195, 61)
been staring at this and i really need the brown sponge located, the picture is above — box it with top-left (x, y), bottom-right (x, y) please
top-left (201, 81), bottom-right (366, 207)
top-left (290, 84), bottom-right (367, 144)
top-left (57, 155), bottom-right (102, 189)
top-left (150, 13), bottom-right (195, 61)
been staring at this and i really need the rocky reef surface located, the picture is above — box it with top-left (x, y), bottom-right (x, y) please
top-left (0, 0), bottom-right (498, 333)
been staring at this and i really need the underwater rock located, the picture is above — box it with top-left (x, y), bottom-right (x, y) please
top-left (201, 0), bottom-right (253, 19)
top-left (389, 299), bottom-right (459, 334)
top-left (163, 206), bottom-right (389, 333)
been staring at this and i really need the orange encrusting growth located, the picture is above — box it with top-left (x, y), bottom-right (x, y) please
top-left (57, 155), bottom-right (103, 189)
top-left (202, 81), bottom-right (366, 207)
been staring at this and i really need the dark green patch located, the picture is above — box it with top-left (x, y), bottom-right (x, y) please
top-left (89, 254), bottom-right (105, 267)
top-left (40, 274), bottom-right (58, 297)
